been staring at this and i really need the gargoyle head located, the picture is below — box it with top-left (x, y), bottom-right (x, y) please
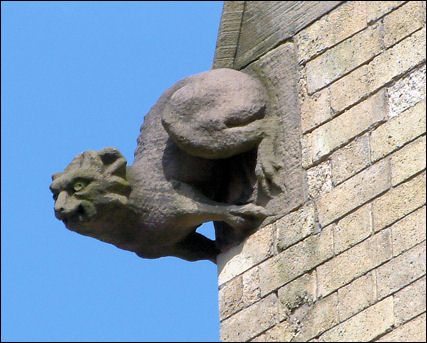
top-left (50, 148), bottom-right (131, 238)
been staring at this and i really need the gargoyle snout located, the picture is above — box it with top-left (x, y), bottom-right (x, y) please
top-left (54, 191), bottom-right (79, 220)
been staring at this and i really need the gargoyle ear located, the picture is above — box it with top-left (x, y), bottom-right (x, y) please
top-left (98, 148), bottom-right (127, 178)
top-left (51, 173), bottom-right (62, 181)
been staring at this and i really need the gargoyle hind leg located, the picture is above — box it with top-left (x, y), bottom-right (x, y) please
top-left (171, 180), bottom-right (270, 239)
top-left (169, 231), bottom-right (220, 263)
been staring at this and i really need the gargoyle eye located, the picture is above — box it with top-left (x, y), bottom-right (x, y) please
top-left (73, 181), bottom-right (86, 192)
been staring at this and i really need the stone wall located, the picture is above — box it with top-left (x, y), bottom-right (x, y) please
top-left (214, 1), bottom-right (426, 341)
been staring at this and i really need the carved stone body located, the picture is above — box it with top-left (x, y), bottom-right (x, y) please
top-left (50, 68), bottom-right (278, 263)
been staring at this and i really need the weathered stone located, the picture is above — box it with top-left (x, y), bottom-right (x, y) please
top-left (383, 1), bottom-right (425, 48)
top-left (387, 65), bottom-right (426, 118)
top-left (366, 1), bottom-right (404, 23)
top-left (218, 275), bottom-right (244, 321)
top-left (307, 90), bottom-right (387, 164)
top-left (317, 296), bottom-right (394, 342)
top-left (288, 293), bottom-right (339, 342)
top-left (242, 266), bottom-right (261, 306)
top-left (372, 172), bottom-right (426, 231)
top-left (376, 242), bottom-right (426, 299)
top-left (391, 206), bottom-right (426, 257)
top-left (277, 271), bottom-right (316, 319)
top-left (246, 42), bottom-right (307, 221)
top-left (301, 133), bottom-right (314, 169)
top-left (393, 276), bottom-right (426, 325)
top-left (260, 226), bottom-right (333, 296)
top-left (51, 67), bottom-right (277, 264)
top-left (333, 202), bottom-right (372, 255)
top-left (214, 2), bottom-right (426, 342)
top-left (306, 161), bottom-right (333, 198)
top-left (213, 2), bottom-right (427, 342)
top-left (330, 134), bottom-right (370, 185)
top-left (390, 135), bottom-right (426, 186)
top-left (220, 293), bottom-right (278, 342)
top-left (212, 1), bottom-right (245, 69)
top-left (317, 159), bottom-right (390, 227)
top-left (337, 271), bottom-right (376, 321)
top-left (367, 28), bottom-right (426, 92)
top-left (370, 100), bottom-right (426, 161)
top-left (306, 24), bottom-right (383, 93)
top-left (234, 1), bottom-right (342, 69)
top-left (276, 202), bottom-right (318, 252)
top-left (375, 313), bottom-right (426, 342)
top-left (317, 229), bottom-right (392, 297)
top-left (300, 87), bottom-right (331, 133)
top-left (250, 320), bottom-right (297, 342)
top-left (330, 65), bottom-right (369, 113)
top-left (330, 31), bottom-right (426, 112)
top-left (295, 1), bottom-right (367, 63)
top-left (217, 223), bottom-right (276, 285)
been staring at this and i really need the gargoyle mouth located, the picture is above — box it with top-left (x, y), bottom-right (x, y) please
top-left (60, 203), bottom-right (97, 230)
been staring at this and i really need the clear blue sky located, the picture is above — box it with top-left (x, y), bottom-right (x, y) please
top-left (1, 2), bottom-right (224, 341)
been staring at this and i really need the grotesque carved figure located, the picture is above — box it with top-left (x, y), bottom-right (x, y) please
top-left (50, 68), bottom-right (280, 263)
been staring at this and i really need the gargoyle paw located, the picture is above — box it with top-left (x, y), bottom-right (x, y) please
top-left (226, 203), bottom-right (271, 231)
top-left (255, 154), bottom-right (286, 198)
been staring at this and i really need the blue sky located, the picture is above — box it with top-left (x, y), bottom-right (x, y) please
top-left (1, 2), bottom-right (224, 341)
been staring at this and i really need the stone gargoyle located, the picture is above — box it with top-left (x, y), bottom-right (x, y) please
top-left (50, 68), bottom-right (284, 263)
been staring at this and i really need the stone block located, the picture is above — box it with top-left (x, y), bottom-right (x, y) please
top-left (307, 90), bottom-right (387, 164)
top-left (242, 266), bottom-right (261, 307)
top-left (276, 202), bottom-right (318, 252)
top-left (301, 133), bottom-right (314, 169)
top-left (331, 33), bottom-right (426, 113)
top-left (260, 226), bottom-right (333, 296)
top-left (317, 159), bottom-right (390, 227)
top-left (388, 65), bottom-right (426, 118)
top-left (306, 24), bottom-right (383, 93)
top-left (307, 161), bottom-right (333, 199)
top-left (234, 1), bottom-right (342, 69)
top-left (212, 1), bottom-right (245, 69)
top-left (217, 223), bottom-right (276, 285)
top-left (295, 1), bottom-right (367, 63)
top-left (247, 42), bottom-right (307, 222)
top-left (333, 202), bottom-right (372, 255)
top-left (215, 30), bottom-right (242, 47)
top-left (366, 1), bottom-right (404, 23)
top-left (300, 87), bottom-right (331, 133)
top-left (376, 242), bottom-right (426, 299)
top-left (277, 271), bottom-right (317, 319)
top-left (370, 100), bottom-right (426, 161)
top-left (383, 1), bottom-right (425, 48)
top-left (330, 134), bottom-right (370, 185)
top-left (337, 271), bottom-right (376, 321)
top-left (287, 293), bottom-right (339, 342)
top-left (250, 320), bottom-right (297, 342)
top-left (375, 313), bottom-right (426, 342)
top-left (367, 28), bottom-right (426, 92)
top-left (317, 229), bottom-right (392, 297)
top-left (330, 65), bottom-right (370, 113)
top-left (390, 135), bottom-right (426, 186)
top-left (372, 172), bottom-right (426, 231)
top-left (391, 206), bottom-right (426, 256)
top-left (218, 275), bottom-right (243, 321)
top-left (317, 296), bottom-right (394, 342)
top-left (393, 276), bottom-right (426, 325)
top-left (220, 293), bottom-right (278, 342)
